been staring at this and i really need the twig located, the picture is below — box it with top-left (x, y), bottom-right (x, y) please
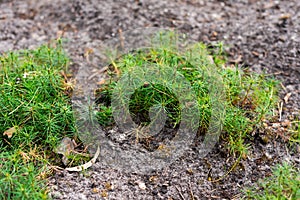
top-left (280, 82), bottom-right (287, 92)
top-left (208, 154), bottom-right (242, 183)
top-left (189, 181), bottom-right (195, 200)
top-left (65, 145), bottom-right (100, 172)
top-left (88, 66), bottom-right (108, 80)
top-left (175, 186), bottom-right (186, 200)
top-left (118, 29), bottom-right (124, 50)
top-left (278, 101), bottom-right (283, 122)
top-left (50, 165), bottom-right (64, 172)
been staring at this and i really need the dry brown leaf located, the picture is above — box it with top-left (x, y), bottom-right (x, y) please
top-left (56, 137), bottom-right (75, 155)
top-left (55, 137), bottom-right (75, 165)
top-left (105, 182), bottom-right (114, 191)
top-left (284, 92), bottom-right (292, 104)
top-left (281, 120), bottom-right (291, 127)
top-left (252, 51), bottom-right (260, 57)
top-left (84, 47), bottom-right (94, 63)
top-left (149, 175), bottom-right (158, 183)
top-left (229, 55), bottom-right (243, 64)
top-left (97, 79), bottom-right (106, 85)
top-left (3, 126), bottom-right (17, 138)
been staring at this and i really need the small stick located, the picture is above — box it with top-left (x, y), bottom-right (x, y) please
top-left (50, 165), bottom-right (64, 172)
top-left (175, 186), bottom-right (186, 200)
top-left (280, 82), bottom-right (287, 92)
top-left (88, 66), bottom-right (108, 80)
top-left (118, 29), bottom-right (124, 50)
top-left (65, 145), bottom-right (100, 172)
top-left (278, 101), bottom-right (283, 121)
top-left (189, 181), bottom-right (195, 200)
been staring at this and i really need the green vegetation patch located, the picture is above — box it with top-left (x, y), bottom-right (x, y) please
top-left (245, 162), bottom-right (300, 199)
top-left (0, 32), bottom-right (282, 199)
top-left (96, 31), bottom-right (279, 157)
top-left (0, 41), bottom-right (75, 199)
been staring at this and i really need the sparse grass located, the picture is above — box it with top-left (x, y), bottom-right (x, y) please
top-left (244, 162), bottom-right (300, 200)
top-left (0, 41), bottom-right (76, 199)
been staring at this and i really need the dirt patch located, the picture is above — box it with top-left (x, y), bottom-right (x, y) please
top-left (0, 0), bottom-right (299, 199)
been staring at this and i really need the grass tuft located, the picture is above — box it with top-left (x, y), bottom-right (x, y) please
top-left (96, 31), bottom-right (279, 157)
top-left (244, 162), bottom-right (300, 199)
top-left (0, 40), bottom-right (75, 199)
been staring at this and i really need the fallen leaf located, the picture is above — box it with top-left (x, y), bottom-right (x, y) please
top-left (84, 47), bottom-right (94, 63)
top-left (187, 168), bottom-right (193, 175)
top-left (3, 126), bottom-right (17, 138)
top-left (55, 137), bottom-right (75, 165)
top-left (284, 92), bottom-right (292, 104)
top-left (252, 51), bottom-right (260, 57)
top-left (149, 175), bottom-right (158, 183)
top-left (281, 120), bottom-right (291, 127)
top-left (229, 55), bottom-right (243, 64)
top-left (55, 137), bottom-right (75, 155)
top-left (105, 182), bottom-right (114, 190)
top-left (97, 79), bottom-right (106, 85)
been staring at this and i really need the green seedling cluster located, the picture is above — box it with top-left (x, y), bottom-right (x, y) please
top-left (244, 162), bottom-right (300, 199)
top-left (0, 41), bottom-right (75, 199)
top-left (96, 31), bottom-right (279, 157)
